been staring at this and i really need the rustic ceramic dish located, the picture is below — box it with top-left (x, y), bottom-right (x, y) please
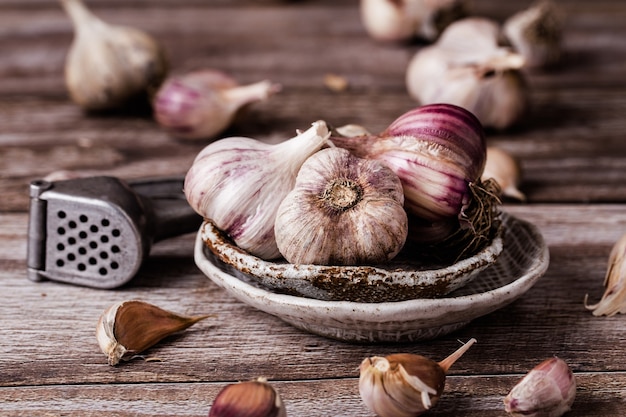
top-left (195, 213), bottom-right (549, 343)
top-left (199, 219), bottom-right (503, 302)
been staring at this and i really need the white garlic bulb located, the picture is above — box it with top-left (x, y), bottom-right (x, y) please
top-left (406, 17), bottom-right (529, 130)
top-left (274, 147), bottom-right (407, 265)
top-left (360, 0), bottom-right (466, 42)
top-left (184, 121), bottom-right (330, 260)
top-left (154, 70), bottom-right (281, 141)
top-left (503, 1), bottom-right (563, 69)
top-left (60, 0), bottom-right (168, 111)
top-left (585, 232), bottom-right (626, 316)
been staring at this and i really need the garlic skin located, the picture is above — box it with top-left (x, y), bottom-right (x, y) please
top-left (96, 300), bottom-right (210, 366)
top-left (482, 146), bottom-right (526, 201)
top-left (154, 70), bottom-right (281, 141)
top-left (184, 121), bottom-right (330, 260)
top-left (274, 147), bottom-right (408, 266)
top-left (359, 338), bottom-right (476, 417)
top-left (360, 0), bottom-right (466, 42)
top-left (503, 1), bottom-right (563, 69)
top-left (209, 377), bottom-right (286, 417)
top-left (585, 232), bottom-right (626, 316)
top-left (504, 357), bottom-right (576, 417)
top-left (406, 17), bottom-right (529, 130)
top-left (60, 0), bottom-right (168, 111)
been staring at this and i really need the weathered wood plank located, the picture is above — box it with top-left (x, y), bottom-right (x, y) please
top-left (0, 373), bottom-right (624, 416)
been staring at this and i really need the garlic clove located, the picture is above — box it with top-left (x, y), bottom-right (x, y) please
top-left (60, 0), bottom-right (168, 111)
top-left (184, 121), bottom-right (330, 260)
top-left (96, 300), bottom-right (210, 366)
top-left (584, 232), bottom-right (626, 316)
top-left (406, 17), bottom-right (529, 130)
top-left (209, 377), bottom-right (286, 417)
top-left (154, 69), bottom-right (281, 141)
top-left (504, 357), bottom-right (576, 417)
top-left (274, 147), bottom-right (408, 266)
top-left (503, 1), bottom-right (563, 69)
top-left (482, 146), bottom-right (526, 201)
top-left (360, 0), bottom-right (466, 42)
top-left (359, 338), bottom-right (476, 417)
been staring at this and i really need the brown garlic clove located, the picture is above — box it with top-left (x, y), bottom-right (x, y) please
top-left (359, 338), bottom-right (476, 417)
top-left (584, 232), bottom-right (626, 316)
top-left (60, 0), bottom-right (168, 111)
top-left (482, 146), bottom-right (526, 201)
top-left (96, 300), bottom-right (211, 366)
top-left (209, 377), bottom-right (286, 417)
top-left (504, 357), bottom-right (576, 417)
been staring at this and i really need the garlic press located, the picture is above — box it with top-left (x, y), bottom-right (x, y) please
top-left (27, 176), bottom-right (202, 289)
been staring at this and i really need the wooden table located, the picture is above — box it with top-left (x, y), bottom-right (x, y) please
top-left (2, 0), bottom-right (626, 415)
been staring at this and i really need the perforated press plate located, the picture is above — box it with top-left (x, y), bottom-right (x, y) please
top-left (44, 198), bottom-right (143, 287)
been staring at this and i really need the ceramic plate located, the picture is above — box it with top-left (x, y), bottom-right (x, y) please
top-left (194, 213), bottom-right (548, 343)
top-left (199, 219), bottom-right (503, 302)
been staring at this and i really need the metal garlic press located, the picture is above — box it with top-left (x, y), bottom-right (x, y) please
top-left (27, 176), bottom-right (202, 289)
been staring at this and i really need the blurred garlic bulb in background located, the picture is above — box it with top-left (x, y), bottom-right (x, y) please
top-left (60, 0), bottom-right (168, 111)
top-left (154, 70), bottom-right (281, 141)
top-left (503, 1), bottom-right (563, 69)
top-left (482, 146), bottom-right (526, 201)
top-left (585, 232), bottom-right (626, 316)
top-left (406, 17), bottom-right (529, 130)
top-left (360, 0), bottom-right (466, 42)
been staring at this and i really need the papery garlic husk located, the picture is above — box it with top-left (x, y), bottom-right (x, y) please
top-left (184, 121), bottom-right (330, 260)
top-left (584, 232), bottom-right (626, 316)
top-left (60, 0), bottom-right (168, 111)
top-left (209, 377), bottom-right (286, 417)
top-left (503, 1), bottom-right (563, 69)
top-left (360, 0), bottom-right (466, 42)
top-left (154, 69), bottom-right (281, 141)
top-left (96, 300), bottom-right (210, 366)
top-left (406, 17), bottom-right (529, 130)
top-left (482, 146), bottom-right (526, 201)
top-left (504, 357), bottom-right (576, 417)
top-left (359, 338), bottom-right (476, 417)
top-left (274, 147), bottom-right (408, 266)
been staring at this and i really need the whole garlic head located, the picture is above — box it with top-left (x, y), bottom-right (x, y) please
top-left (406, 17), bottom-right (529, 130)
top-left (60, 0), bottom-right (168, 111)
top-left (360, 0), bottom-right (466, 42)
top-left (274, 147), bottom-right (408, 265)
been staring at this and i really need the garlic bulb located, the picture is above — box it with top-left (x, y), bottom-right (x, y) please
top-left (503, 1), bottom-right (563, 69)
top-left (482, 146), bottom-right (526, 201)
top-left (360, 0), bottom-right (466, 42)
top-left (154, 70), bottom-right (281, 141)
top-left (96, 300), bottom-right (210, 366)
top-left (274, 147), bottom-right (407, 265)
top-left (359, 338), bottom-right (476, 417)
top-left (184, 121), bottom-right (330, 260)
top-left (331, 104), bottom-right (487, 222)
top-left (504, 357), bottom-right (576, 417)
top-left (406, 17), bottom-right (529, 130)
top-left (585, 232), bottom-right (626, 316)
top-left (209, 378), bottom-right (286, 417)
top-left (60, 0), bottom-right (168, 111)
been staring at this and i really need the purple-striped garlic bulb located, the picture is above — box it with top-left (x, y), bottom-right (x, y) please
top-left (274, 147), bottom-right (408, 266)
top-left (331, 104), bottom-right (486, 223)
top-left (184, 121), bottom-right (330, 260)
top-left (154, 69), bottom-right (280, 141)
